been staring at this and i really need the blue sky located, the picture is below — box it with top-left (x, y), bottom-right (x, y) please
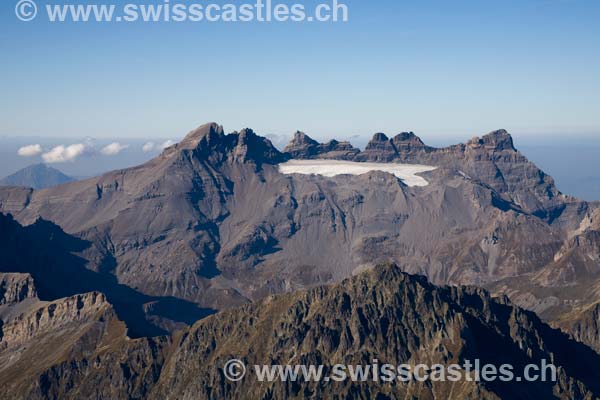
top-left (1, 0), bottom-right (600, 141)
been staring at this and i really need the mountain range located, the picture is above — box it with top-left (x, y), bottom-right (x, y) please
top-left (0, 122), bottom-right (599, 398)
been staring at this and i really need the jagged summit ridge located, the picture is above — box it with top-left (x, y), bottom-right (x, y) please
top-left (162, 122), bottom-right (286, 165)
top-left (285, 131), bottom-right (319, 149)
top-left (174, 122), bottom-right (225, 151)
top-left (277, 126), bottom-right (556, 210)
top-left (281, 128), bottom-right (517, 161)
top-left (283, 130), bottom-right (359, 159)
top-left (2, 264), bottom-right (600, 399)
top-left (162, 122), bottom-right (519, 166)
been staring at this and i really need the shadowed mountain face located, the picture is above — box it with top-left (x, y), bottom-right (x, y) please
top-left (0, 163), bottom-right (74, 189)
top-left (0, 213), bottom-right (214, 337)
top-left (2, 265), bottom-right (600, 399)
top-left (0, 122), bottom-right (598, 351)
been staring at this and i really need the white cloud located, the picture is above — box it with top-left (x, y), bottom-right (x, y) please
top-left (160, 140), bottom-right (175, 150)
top-left (17, 144), bottom-right (43, 157)
top-left (101, 142), bottom-right (129, 155)
top-left (142, 141), bottom-right (156, 153)
top-left (42, 143), bottom-right (93, 163)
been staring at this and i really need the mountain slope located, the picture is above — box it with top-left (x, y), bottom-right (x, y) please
top-left (0, 123), bottom-right (597, 348)
top-left (1, 265), bottom-right (599, 399)
top-left (0, 213), bottom-right (214, 337)
top-left (0, 163), bottom-right (74, 189)
top-left (0, 272), bottom-right (137, 397)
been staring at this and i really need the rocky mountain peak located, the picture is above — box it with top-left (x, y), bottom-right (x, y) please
top-left (282, 131), bottom-right (319, 156)
top-left (231, 128), bottom-right (286, 164)
top-left (391, 132), bottom-right (431, 157)
top-left (289, 131), bottom-right (319, 147)
top-left (355, 132), bottom-right (398, 161)
top-left (392, 131), bottom-right (425, 145)
top-left (176, 122), bottom-right (225, 151)
top-left (282, 131), bottom-right (360, 160)
top-left (321, 139), bottom-right (356, 152)
top-left (0, 163), bottom-right (75, 190)
top-left (369, 132), bottom-right (389, 143)
top-left (282, 131), bottom-right (319, 158)
top-left (162, 123), bottom-right (285, 166)
top-left (469, 129), bottom-right (516, 151)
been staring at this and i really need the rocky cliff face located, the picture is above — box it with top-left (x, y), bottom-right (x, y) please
top-left (0, 290), bottom-right (116, 351)
top-left (2, 265), bottom-right (600, 400)
top-left (555, 302), bottom-right (600, 355)
top-left (0, 273), bottom-right (37, 305)
top-left (0, 122), bottom-right (597, 352)
top-left (0, 273), bottom-right (133, 397)
top-left (485, 205), bottom-right (600, 342)
top-left (354, 132), bottom-right (399, 162)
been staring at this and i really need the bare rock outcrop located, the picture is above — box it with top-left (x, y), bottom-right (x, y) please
top-left (0, 275), bottom-right (134, 397)
top-left (0, 273), bottom-right (37, 305)
top-left (3, 265), bottom-right (600, 399)
top-left (283, 131), bottom-right (359, 159)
